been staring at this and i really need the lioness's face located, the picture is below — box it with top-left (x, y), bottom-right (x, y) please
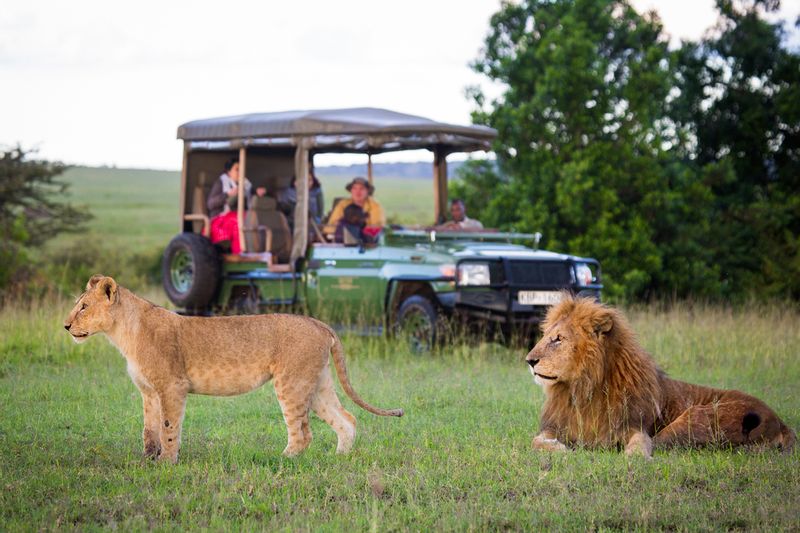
top-left (63, 275), bottom-right (118, 343)
top-left (525, 321), bottom-right (579, 386)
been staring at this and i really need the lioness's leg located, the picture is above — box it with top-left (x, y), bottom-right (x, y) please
top-left (274, 379), bottom-right (315, 457)
top-left (532, 430), bottom-right (568, 452)
top-left (624, 431), bottom-right (653, 459)
top-left (311, 369), bottom-right (356, 454)
top-left (139, 388), bottom-right (162, 458)
top-left (157, 385), bottom-right (188, 464)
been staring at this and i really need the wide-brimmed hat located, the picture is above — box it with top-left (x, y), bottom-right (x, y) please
top-left (345, 176), bottom-right (375, 195)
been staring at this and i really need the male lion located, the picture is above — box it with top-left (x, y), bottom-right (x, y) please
top-left (526, 297), bottom-right (795, 458)
top-left (64, 275), bottom-right (403, 463)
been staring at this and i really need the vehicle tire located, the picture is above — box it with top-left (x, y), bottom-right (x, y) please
top-left (394, 295), bottom-right (443, 353)
top-left (162, 233), bottom-right (220, 310)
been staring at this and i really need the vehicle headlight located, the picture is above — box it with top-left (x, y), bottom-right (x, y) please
top-left (575, 263), bottom-right (595, 285)
top-left (458, 262), bottom-right (491, 286)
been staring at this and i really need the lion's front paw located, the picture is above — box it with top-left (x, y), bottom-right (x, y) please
top-left (532, 435), bottom-right (568, 452)
top-left (624, 432), bottom-right (653, 460)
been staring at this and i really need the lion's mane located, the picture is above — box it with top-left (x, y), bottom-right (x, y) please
top-left (538, 298), bottom-right (665, 448)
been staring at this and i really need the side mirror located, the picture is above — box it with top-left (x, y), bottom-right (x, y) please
top-left (533, 232), bottom-right (542, 250)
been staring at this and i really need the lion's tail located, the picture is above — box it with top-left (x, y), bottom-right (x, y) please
top-left (329, 333), bottom-right (404, 417)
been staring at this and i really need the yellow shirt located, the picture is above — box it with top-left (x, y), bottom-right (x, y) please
top-left (327, 197), bottom-right (386, 228)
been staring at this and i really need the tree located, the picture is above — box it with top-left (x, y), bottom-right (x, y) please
top-left (0, 146), bottom-right (91, 292)
top-left (457, 0), bottom-right (719, 299)
top-left (672, 0), bottom-right (800, 298)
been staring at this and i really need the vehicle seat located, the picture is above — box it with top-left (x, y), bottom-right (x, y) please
top-left (323, 197), bottom-right (347, 224)
top-left (191, 172), bottom-right (210, 234)
top-left (244, 196), bottom-right (292, 263)
top-left (322, 197), bottom-right (347, 238)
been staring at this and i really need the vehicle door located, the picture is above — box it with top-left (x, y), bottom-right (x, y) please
top-left (305, 244), bottom-right (386, 324)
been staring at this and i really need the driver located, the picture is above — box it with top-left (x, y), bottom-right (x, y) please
top-left (437, 198), bottom-right (484, 230)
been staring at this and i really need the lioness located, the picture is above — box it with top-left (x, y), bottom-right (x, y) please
top-left (64, 275), bottom-right (403, 463)
top-left (526, 296), bottom-right (795, 458)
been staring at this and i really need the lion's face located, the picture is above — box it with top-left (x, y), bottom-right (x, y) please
top-left (63, 275), bottom-right (119, 343)
top-left (526, 320), bottom-right (582, 386)
top-left (525, 298), bottom-right (614, 388)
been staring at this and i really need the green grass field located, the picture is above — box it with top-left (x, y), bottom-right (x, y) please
top-left (3, 166), bottom-right (798, 530)
top-left (56, 167), bottom-right (435, 255)
top-left (0, 297), bottom-right (798, 530)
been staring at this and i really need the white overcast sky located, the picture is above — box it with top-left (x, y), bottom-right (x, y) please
top-left (1, 0), bottom-right (797, 170)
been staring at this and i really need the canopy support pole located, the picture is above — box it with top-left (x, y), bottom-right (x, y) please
top-left (367, 153), bottom-right (373, 186)
top-left (433, 147), bottom-right (448, 225)
top-left (290, 137), bottom-right (314, 264)
top-left (238, 147), bottom-right (247, 253)
top-left (178, 144), bottom-right (189, 232)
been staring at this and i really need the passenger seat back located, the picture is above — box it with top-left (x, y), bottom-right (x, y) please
top-left (191, 172), bottom-right (210, 234)
top-left (245, 196), bottom-right (292, 263)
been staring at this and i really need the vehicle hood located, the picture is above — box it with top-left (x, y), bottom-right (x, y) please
top-left (446, 242), bottom-right (581, 261)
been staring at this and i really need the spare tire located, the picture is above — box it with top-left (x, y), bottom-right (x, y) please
top-left (162, 233), bottom-right (220, 310)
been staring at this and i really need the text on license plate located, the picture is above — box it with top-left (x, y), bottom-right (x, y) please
top-left (517, 291), bottom-right (563, 306)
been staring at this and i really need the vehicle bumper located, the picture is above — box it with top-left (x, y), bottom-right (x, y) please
top-left (439, 287), bottom-right (601, 324)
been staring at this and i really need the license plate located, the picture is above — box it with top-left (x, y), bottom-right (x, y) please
top-left (517, 290), bottom-right (563, 306)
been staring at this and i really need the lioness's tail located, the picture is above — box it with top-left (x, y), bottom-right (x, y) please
top-left (329, 333), bottom-right (404, 417)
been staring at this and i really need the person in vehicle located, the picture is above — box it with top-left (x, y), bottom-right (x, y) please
top-left (334, 204), bottom-right (368, 244)
top-left (276, 169), bottom-right (325, 226)
top-left (207, 158), bottom-right (267, 218)
top-left (210, 196), bottom-right (242, 253)
top-left (437, 198), bottom-right (483, 230)
top-left (327, 177), bottom-right (386, 230)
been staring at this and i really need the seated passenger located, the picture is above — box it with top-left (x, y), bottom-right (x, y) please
top-left (327, 177), bottom-right (386, 230)
top-left (210, 197), bottom-right (241, 253)
top-left (437, 198), bottom-right (484, 230)
top-left (276, 170), bottom-right (324, 226)
top-left (207, 157), bottom-right (267, 218)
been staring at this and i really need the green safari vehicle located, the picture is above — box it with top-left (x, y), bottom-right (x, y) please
top-left (162, 108), bottom-right (602, 349)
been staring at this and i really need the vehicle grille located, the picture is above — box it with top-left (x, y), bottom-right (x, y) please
top-left (508, 261), bottom-right (572, 287)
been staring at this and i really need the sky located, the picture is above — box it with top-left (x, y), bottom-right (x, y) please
top-left (1, 0), bottom-right (798, 170)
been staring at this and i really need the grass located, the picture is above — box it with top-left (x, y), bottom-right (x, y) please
top-left (1, 298), bottom-right (798, 530)
top-left (55, 167), bottom-right (179, 253)
top-left (7, 166), bottom-right (797, 529)
top-left (56, 167), bottom-right (434, 255)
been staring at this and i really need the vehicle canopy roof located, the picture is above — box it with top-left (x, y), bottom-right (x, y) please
top-left (177, 107), bottom-right (497, 154)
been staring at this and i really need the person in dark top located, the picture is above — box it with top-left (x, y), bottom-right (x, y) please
top-left (276, 171), bottom-right (324, 226)
top-left (334, 203), bottom-right (375, 244)
top-left (207, 158), bottom-right (266, 218)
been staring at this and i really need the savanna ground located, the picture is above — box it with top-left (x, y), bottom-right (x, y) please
top-left (1, 168), bottom-right (799, 530)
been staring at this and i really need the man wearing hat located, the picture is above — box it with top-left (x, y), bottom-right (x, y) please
top-left (327, 176), bottom-right (386, 229)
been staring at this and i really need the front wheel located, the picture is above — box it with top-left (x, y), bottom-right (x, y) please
top-left (162, 233), bottom-right (220, 310)
top-left (394, 295), bottom-right (443, 353)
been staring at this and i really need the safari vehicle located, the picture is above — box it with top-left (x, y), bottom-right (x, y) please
top-left (163, 108), bottom-right (602, 349)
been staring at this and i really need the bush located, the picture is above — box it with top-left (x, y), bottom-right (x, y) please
top-left (2, 243), bottom-right (164, 304)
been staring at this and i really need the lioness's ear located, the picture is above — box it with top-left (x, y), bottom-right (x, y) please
top-left (96, 277), bottom-right (118, 303)
top-left (593, 311), bottom-right (613, 336)
top-left (86, 274), bottom-right (106, 291)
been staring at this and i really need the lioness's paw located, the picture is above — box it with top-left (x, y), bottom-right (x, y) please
top-left (157, 452), bottom-right (179, 464)
top-left (143, 442), bottom-right (161, 459)
top-left (282, 446), bottom-right (305, 458)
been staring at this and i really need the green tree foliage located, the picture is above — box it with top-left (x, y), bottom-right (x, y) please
top-left (672, 0), bottom-right (800, 298)
top-left (0, 146), bottom-right (91, 293)
top-left (457, 0), bottom-right (798, 300)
